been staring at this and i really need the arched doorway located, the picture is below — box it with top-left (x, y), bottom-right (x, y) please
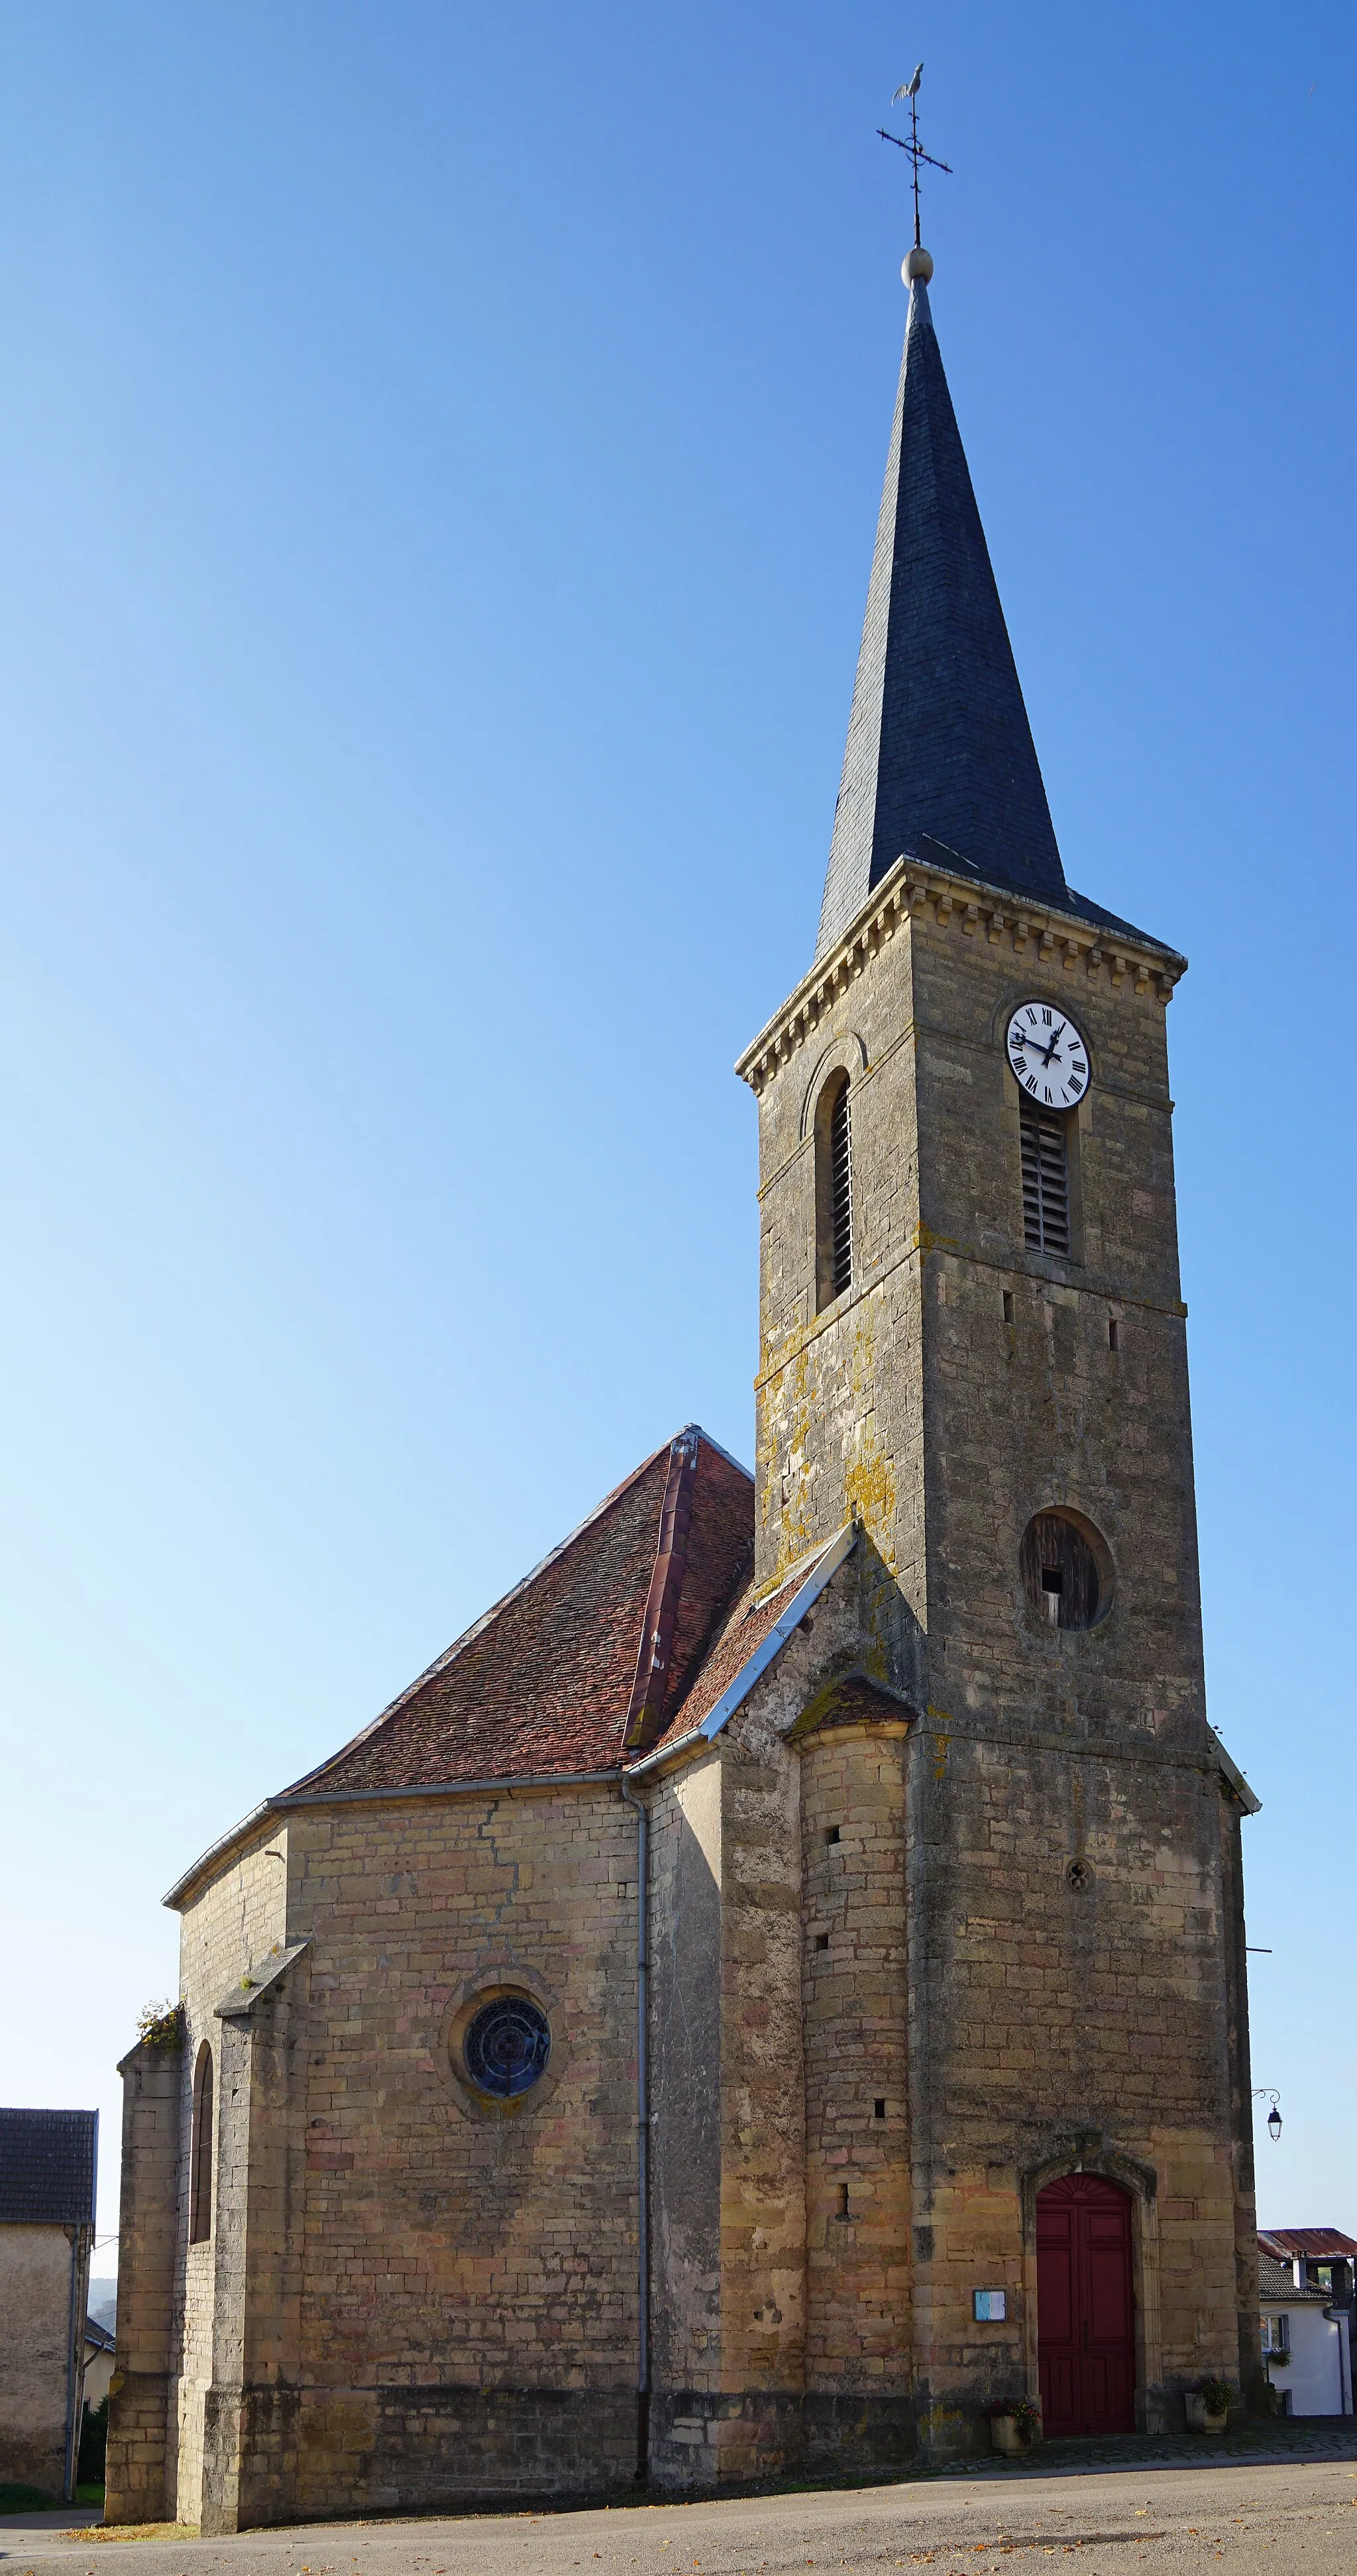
top-left (1036, 2173), bottom-right (1136, 2436)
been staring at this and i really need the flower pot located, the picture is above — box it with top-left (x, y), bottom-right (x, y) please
top-left (990, 2413), bottom-right (1025, 2457)
top-left (1183, 2393), bottom-right (1228, 2434)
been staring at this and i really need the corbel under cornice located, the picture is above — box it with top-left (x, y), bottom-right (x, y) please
top-left (735, 857), bottom-right (1188, 1099)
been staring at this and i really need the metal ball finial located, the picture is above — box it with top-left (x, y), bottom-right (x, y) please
top-left (903, 245), bottom-right (934, 286)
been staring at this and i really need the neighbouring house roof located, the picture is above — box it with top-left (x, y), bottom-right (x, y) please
top-left (0, 2108), bottom-right (97, 2226)
top-left (1259, 2251), bottom-right (1333, 2304)
top-left (1260, 2227), bottom-right (1357, 2264)
top-left (84, 2317), bottom-right (116, 2354)
top-left (266, 1426), bottom-right (753, 1803)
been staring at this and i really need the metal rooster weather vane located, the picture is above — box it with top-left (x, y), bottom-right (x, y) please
top-left (877, 62), bottom-right (952, 250)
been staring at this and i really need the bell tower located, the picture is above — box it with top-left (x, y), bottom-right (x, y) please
top-left (737, 246), bottom-right (1263, 2449)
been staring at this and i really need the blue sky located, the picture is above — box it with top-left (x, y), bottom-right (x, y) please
top-left (1, 1), bottom-right (1352, 2264)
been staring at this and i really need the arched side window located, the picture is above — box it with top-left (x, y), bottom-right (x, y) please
top-left (814, 1072), bottom-right (853, 1311)
top-left (1018, 1097), bottom-right (1070, 1256)
top-left (190, 2043), bottom-right (214, 2245)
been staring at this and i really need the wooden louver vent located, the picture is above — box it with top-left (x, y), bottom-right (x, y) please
top-left (1020, 1096), bottom-right (1070, 1256)
top-left (830, 1081), bottom-right (853, 1297)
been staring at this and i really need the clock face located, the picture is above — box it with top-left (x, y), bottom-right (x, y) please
top-left (1005, 1001), bottom-right (1091, 1112)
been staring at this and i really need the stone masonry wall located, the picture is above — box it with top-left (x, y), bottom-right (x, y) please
top-left (235, 1784), bottom-right (642, 2521)
top-left (647, 1748), bottom-right (722, 2467)
top-left (749, 888), bottom-right (1253, 2453)
top-left (800, 1721), bottom-right (910, 2412)
top-left (107, 2036), bottom-right (183, 2524)
top-left (644, 1562), bottom-right (918, 2491)
top-left (0, 2227), bottom-right (80, 2496)
top-left (172, 1827), bottom-right (290, 2525)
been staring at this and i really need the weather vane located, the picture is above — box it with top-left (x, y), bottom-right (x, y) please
top-left (877, 63), bottom-right (952, 252)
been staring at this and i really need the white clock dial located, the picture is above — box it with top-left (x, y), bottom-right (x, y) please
top-left (1005, 1001), bottom-right (1091, 1111)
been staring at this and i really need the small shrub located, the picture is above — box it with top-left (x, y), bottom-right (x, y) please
top-left (1197, 2375), bottom-right (1234, 2416)
top-left (136, 1999), bottom-right (184, 2051)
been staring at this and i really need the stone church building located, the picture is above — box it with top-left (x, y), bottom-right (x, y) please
top-left (108, 241), bottom-right (1264, 2530)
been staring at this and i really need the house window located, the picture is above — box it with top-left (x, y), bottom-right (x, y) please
top-left (190, 2043), bottom-right (214, 2244)
top-left (1019, 1097), bottom-right (1070, 1256)
top-left (814, 1072), bottom-right (854, 1309)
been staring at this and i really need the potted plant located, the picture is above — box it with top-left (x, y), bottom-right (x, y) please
top-left (989, 2396), bottom-right (1042, 2457)
top-left (1184, 2376), bottom-right (1233, 2432)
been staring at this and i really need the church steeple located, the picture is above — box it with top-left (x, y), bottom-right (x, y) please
top-left (816, 250), bottom-right (1067, 959)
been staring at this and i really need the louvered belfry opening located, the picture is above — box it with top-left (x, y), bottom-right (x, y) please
top-left (1019, 1096), bottom-right (1070, 1256)
top-left (830, 1079), bottom-right (853, 1297)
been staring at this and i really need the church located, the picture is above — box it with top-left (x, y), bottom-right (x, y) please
top-left (107, 225), bottom-right (1264, 2532)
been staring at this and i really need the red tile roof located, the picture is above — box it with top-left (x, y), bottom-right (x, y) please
top-left (1259, 2228), bottom-right (1357, 2262)
top-left (275, 1429), bottom-right (753, 1799)
top-left (641, 1562), bottom-right (806, 1754)
top-left (633, 1531), bottom-right (910, 1761)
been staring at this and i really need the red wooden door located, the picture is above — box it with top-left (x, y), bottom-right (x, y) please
top-left (1036, 2174), bottom-right (1136, 2436)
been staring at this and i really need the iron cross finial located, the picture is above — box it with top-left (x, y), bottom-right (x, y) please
top-left (877, 62), bottom-right (952, 252)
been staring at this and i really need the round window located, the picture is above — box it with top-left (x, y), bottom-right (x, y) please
top-left (463, 1996), bottom-right (551, 2098)
top-left (1019, 1511), bottom-right (1111, 1631)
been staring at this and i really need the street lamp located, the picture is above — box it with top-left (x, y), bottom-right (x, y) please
top-left (1254, 2087), bottom-right (1282, 2142)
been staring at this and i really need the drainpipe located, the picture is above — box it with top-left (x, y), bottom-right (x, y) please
top-left (620, 1777), bottom-right (650, 2481)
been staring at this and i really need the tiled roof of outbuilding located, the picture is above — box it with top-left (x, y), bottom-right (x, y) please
top-left (274, 1428), bottom-right (754, 1800)
top-left (1258, 2251), bottom-right (1332, 2303)
top-left (0, 2108), bottom-right (97, 2226)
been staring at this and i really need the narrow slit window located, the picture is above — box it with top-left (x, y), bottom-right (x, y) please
top-left (1019, 1096), bottom-right (1071, 1256)
top-left (190, 2043), bottom-right (214, 2245)
top-left (829, 1082), bottom-right (852, 1295)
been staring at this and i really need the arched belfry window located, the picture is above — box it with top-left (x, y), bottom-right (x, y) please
top-left (190, 2043), bottom-right (214, 2245)
top-left (815, 1071), bottom-right (853, 1311)
top-left (1019, 1097), bottom-right (1070, 1256)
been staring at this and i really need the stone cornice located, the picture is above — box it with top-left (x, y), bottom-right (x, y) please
top-left (735, 856), bottom-right (1188, 1097)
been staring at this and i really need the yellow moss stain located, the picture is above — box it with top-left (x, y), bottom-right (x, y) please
top-left (843, 1301), bottom-right (897, 1571)
top-left (926, 1703), bottom-right (952, 1781)
top-left (757, 1337), bottom-right (817, 1582)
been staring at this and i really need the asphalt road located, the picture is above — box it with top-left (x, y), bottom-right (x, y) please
top-left (7, 2457), bottom-right (1357, 2576)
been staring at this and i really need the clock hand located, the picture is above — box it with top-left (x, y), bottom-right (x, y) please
top-left (1039, 1022), bottom-right (1067, 1066)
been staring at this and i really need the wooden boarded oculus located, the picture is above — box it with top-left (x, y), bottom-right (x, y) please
top-left (1019, 1509), bottom-right (1109, 1630)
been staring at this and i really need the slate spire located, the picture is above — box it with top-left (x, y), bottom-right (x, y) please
top-left (816, 256), bottom-right (1067, 959)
